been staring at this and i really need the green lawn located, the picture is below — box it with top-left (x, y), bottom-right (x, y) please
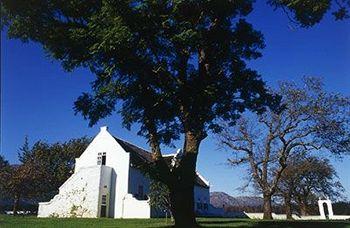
top-left (0, 215), bottom-right (349, 228)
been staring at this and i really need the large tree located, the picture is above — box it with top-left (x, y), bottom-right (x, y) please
top-left (2, 1), bottom-right (348, 226)
top-left (218, 77), bottom-right (350, 219)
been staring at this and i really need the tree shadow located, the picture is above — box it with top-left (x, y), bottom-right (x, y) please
top-left (197, 219), bottom-right (350, 228)
top-left (198, 219), bottom-right (241, 225)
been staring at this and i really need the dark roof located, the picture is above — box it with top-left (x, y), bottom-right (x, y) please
top-left (114, 137), bottom-right (153, 163)
top-left (114, 137), bottom-right (209, 188)
top-left (195, 175), bottom-right (210, 189)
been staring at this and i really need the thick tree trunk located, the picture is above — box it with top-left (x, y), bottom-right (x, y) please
top-left (170, 183), bottom-right (196, 227)
top-left (149, 121), bottom-right (202, 227)
top-left (13, 194), bottom-right (20, 216)
top-left (284, 195), bottom-right (293, 219)
top-left (170, 132), bottom-right (200, 228)
top-left (263, 194), bottom-right (273, 219)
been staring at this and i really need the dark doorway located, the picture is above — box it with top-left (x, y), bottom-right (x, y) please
top-left (100, 194), bottom-right (107, 217)
top-left (323, 202), bottom-right (329, 219)
top-left (100, 205), bottom-right (107, 217)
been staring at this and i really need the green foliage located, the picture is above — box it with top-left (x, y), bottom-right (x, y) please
top-left (0, 139), bottom-right (44, 205)
top-left (149, 179), bottom-right (171, 212)
top-left (69, 204), bottom-right (89, 218)
top-left (1, 136), bottom-right (91, 210)
top-left (4, 1), bottom-right (346, 147)
top-left (70, 205), bottom-right (79, 218)
top-left (48, 212), bottom-right (59, 218)
top-left (27, 137), bottom-right (91, 200)
top-left (268, 0), bottom-right (350, 27)
top-left (1, 0), bottom-right (277, 147)
top-left (278, 155), bottom-right (345, 214)
top-left (18, 136), bottom-right (30, 163)
top-left (0, 155), bottom-right (11, 199)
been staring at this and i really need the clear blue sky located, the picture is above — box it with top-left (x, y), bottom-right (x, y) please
top-left (1, 2), bottom-right (350, 198)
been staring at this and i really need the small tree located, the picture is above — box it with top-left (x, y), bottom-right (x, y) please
top-left (149, 179), bottom-right (172, 219)
top-left (1, 138), bottom-right (44, 215)
top-left (0, 155), bottom-right (11, 200)
top-left (294, 157), bottom-right (342, 216)
top-left (277, 155), bottom-right (343, 218)
top-left (218, 77), bottom-right (350, 219)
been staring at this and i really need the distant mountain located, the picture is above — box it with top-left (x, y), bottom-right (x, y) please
top-left (210, 191), bottom-right (264, 208)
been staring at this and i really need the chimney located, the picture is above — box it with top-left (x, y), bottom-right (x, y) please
top-left (100, 126), bottom-right (108, 132)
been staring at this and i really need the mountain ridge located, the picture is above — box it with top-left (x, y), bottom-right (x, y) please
top-left (210, 191), bottom-right (264, 208)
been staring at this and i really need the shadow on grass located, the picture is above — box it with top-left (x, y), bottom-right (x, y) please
top-left (197, 219), bottom-right (350, 228)
top-left (198, 219), bottom-right (244, 225)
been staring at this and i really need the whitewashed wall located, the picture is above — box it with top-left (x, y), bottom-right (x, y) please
top-left (38, 166), bottom-right (106, 218)
top-left (75, 127), bottom-right (131, 218)
top-left (122, 194), bottom-right (151, 218)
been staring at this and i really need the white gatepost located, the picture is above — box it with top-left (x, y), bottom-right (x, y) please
top-left (318, 198), bottom-right (334, 219)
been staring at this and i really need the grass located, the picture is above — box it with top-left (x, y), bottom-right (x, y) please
top-left (0, 215), bottom-right (349, 228)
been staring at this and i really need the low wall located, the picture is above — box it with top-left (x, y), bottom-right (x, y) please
top-left (122, 194), bottom-right (150, 218)
top-left (38, 166), bottom-right (104, 218)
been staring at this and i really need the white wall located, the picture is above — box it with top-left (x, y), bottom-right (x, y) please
top-left (122, 194), bottom-right (151, 218)
top-left (38, 166), bottom-right (105, 218)
top-left (75, 126), bottom-right (131, 218)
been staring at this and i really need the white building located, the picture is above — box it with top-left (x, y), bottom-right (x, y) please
top-left (38, 126), bottom-right (211, 218)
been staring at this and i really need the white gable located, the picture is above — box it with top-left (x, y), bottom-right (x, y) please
top-left (75, 126), bottom-right (129, 172)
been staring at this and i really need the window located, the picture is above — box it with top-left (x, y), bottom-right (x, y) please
top-left (97, 152), bottom-right (106, 165)
top-left (101, 195), bottom-right (107, 205)
top-left (197, 202), bottom-right (202, 210)
top-left (102, 153), bottom-right (106, 165)
top-left (97, 153), bottom-right (102, 165)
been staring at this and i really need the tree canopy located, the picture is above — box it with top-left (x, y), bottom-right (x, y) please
top-left (277, 155), bottom-right (343, 218)
top-left (0, 137), bottom-right (90, 214)
top-left (268, 0), bottom-right (350, 26)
